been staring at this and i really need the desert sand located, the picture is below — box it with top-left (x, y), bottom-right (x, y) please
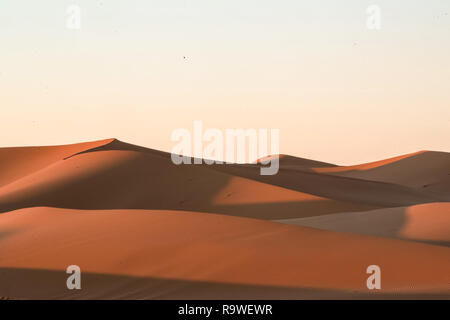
top-left (276, 203), bottom-right (450, 246)
top-left (0, 139), bottom-right (449, 299)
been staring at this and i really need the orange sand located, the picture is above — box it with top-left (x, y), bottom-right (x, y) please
top-left (0, 139), bottom-right (448, 299)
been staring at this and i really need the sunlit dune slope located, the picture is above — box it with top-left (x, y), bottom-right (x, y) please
top-left (0, 207), bottom-right (449, 299)
top-left (0, 139), bottom-right (115, 188)
top-left (276, 202), bottom-right (450, 247)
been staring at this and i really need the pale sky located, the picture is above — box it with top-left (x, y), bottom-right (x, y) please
top-left (1, 0), bottom-right (449, 165)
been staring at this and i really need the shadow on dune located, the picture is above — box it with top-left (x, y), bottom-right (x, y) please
top-left (63, 139), bottom-right (172, 161)
top-left (0, 230), bottom-right (16, 241)
top-left (1, 267), bottom-right (448, 300)
top-left (0, 145), bottom-right (378, 218)
top-left (209, 163), bottom-right (442, 206)
top-left (209, 200), bottom-right (375, 219)
top-left (0, 139), bottom-right (444, 219)
top-left (415, 240), bottom-right (450, 247)
top-left (58, 139), bottom-right (445, 206)
top-left (276, 205), bottom-right (450, 247)
top-left (0, 198), bottom-right (375, 220)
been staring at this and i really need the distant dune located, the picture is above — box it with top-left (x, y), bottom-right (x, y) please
top-left (313, 151), bottom-right (450, 197)
top-left (0, 139), bottom-right (448, 299)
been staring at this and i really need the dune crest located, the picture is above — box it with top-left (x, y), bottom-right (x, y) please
top-left (313, 151), bottom-right (450, 196)
top-left (0, 138), bottom-right (116, 188)
top-left (313, 151), bottom-right (427, 173)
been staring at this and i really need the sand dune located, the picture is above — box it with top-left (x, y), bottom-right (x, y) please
top-left (257, 154), bottom-right (336, 169)
top-left (0, 139), bottom-right (448, 299)
top-left (0, 139), bottom-right (115, 188)
top-left (424, 175), bottom-right (450, 196)
top-left (0, 139), bottom-right (390, 219)
top-left (0, 207), bottom-right (449, 299)
top-left (313, 151), bottom-right (450, 198)
top-left (0, 139), bottom-right (444, 219)
top-left (0, 147), bottom-right (378, 219)
top-left (0, 139), bottom-right (444, 216)
top-left (276, 203), bottom-right (450, 247)
top-left (210, 162), bottom-right (443, 207)
top-left (314, 151), bottom-right (427, 173)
